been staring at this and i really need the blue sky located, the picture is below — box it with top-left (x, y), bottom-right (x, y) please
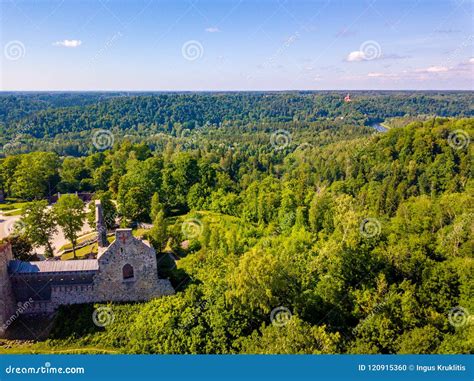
top-left (1, 0), bottom-right (473, 90)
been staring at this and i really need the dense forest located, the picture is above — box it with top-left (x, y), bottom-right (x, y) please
top-left (0, 92), bottom-right (472, 354)
top-left (1, 91), bottom-right (473, 156)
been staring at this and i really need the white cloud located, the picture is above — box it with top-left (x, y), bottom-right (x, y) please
top-left (421, 66), bottom-right (449, 73)
top-left (346, 50), bottom-right (365, 62)
top-left (205, 27), bottom-right (220, 33)
top-left (367, 72), bottom-right (398, 79)
top-left (367, 72), bottom-right (384, 77)
top-left (53, 39), bottom-right (82, 48)
top-left (365, 65), bottom-right (470, 83)
top-left (469, 58), bottom-right (474, 64)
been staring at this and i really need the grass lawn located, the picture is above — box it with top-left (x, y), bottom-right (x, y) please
top-left (133, 228), bottom-right (150, 238)
top-left (60, 228), bottom-right (149, 260)
top-left (61, 242), bottom-right (98, 260)
top-left (2, 209), bottom-right (23, 216)
top-left (0, 199), bottom-right (30, 212)
top-left (59, 232), bottom-right (97, 251)
top-left (61, 236), bottom-right (114, 260)
top-left (0, 340), bottom-right (119, 354)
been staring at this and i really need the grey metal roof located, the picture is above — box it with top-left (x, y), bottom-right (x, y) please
top-left (8, 259), bottom-right (99, 274)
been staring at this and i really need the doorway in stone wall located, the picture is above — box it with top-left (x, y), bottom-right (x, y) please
top-left (122, 264), bottom-right (134, 280)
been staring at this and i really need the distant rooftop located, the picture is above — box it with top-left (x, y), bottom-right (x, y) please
top-left (8, 259), bottom-right (99, 274)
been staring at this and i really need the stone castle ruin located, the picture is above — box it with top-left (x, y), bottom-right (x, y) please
top-left (0, 202), bottom-right (174, 335)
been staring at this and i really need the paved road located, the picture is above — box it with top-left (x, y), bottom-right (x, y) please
top-left (0, 212), bottom-right (21, 241)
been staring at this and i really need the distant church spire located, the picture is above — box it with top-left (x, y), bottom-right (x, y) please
top-left (95, 200), bottom-right (108, 248)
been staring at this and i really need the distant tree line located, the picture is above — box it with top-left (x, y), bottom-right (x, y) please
top-left (1, 92), bottom-right (472, 155)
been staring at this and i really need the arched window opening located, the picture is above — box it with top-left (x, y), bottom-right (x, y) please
top-left (122, 264), bottom-right (134, 280)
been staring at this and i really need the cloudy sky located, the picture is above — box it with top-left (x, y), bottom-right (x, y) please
top-left (1, 0), bottom-right (473, 90)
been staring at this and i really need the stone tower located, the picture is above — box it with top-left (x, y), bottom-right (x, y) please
top-left (94, 229), bottom-right (174, 301)
top-left (95, 200), bottom-right (109, 248)
top-left (0, 243), bottom-right (16, 336)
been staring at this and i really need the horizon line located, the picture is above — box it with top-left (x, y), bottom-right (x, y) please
top-left (1, 89), bottom-right (473, 93)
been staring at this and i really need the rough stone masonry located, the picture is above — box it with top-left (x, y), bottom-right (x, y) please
top-left (0, 202), bottom-right (174, 335)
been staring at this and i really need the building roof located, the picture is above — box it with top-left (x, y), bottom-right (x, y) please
top-left (8, 259), bottom-right (99, 274)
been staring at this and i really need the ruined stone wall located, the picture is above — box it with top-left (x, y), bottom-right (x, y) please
top-left (94, 229), bottom-right (174, 302)
top-left (10, 271), bottom-right (97, 303)
top-left (0, 243), bottom-right (17, 336)
top-left (21, 284), bottom-right (96, 314)
top-left (50, 284), bottom-right (96, 307)
top-left (1, 230), bottom-right (174, 329)
top-left (24, 300), bottom-right (55, 314)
